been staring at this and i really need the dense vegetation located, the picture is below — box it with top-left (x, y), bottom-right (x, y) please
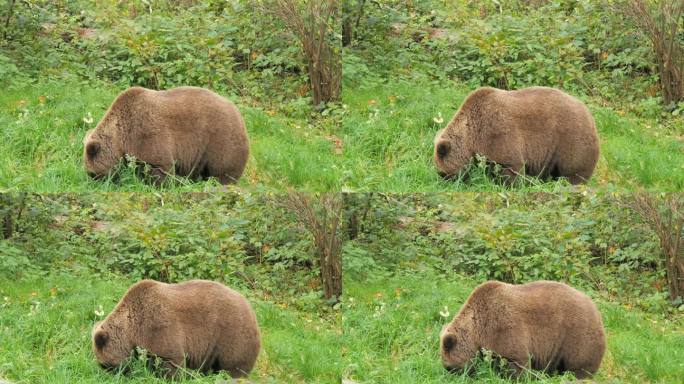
top-left (1, 192), bottom-right (683, 383)
top-left (343, 274), bottom-right (684, 383)
top-left (341, 193), bottom-right (684, 383)
top-left (0, 193), bottom-right (341, 383)
top-left (1, 0), bottom-right (682, 190)
top-left (0, 1), bottom-right (344, 191)
top-left (1, 1), bottom-right (683, 383)
top-left (343, 0), bottom-right (684, 191)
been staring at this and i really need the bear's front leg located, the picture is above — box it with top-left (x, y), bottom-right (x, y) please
top-left (500, 164), bottom-right (523, 186)
top-left (484, 135), bottom-right (524, 186)
top-left (129, 143), bottom-right (174, 187)
top-left (146, 165), bottom-right (171, 187)
top-left (149, 353), bottom-right (185, 379)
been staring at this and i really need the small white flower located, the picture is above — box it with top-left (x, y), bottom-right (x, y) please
top-left (433, 112), bottom-right (444, 124)
top-left (83, 112), bottom-right (94, 125)
top-left (439, 305), bottom-right (450, 318)
top-left (30, 301), bottom-right (41, 315)
top-left (94, 304), bottom-right (104, 317)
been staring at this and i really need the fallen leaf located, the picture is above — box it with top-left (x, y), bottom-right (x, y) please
top-left (297, 84), bottom-right (309, 97)
top-left (325, 135), bottom-right (343, 155)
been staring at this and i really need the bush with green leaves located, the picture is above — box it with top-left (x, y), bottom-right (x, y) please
top-left (0, 193), bottom-right (328, 307)
top-left (345, 0), bottom-right (662, 107)
top-left (1, 1), bottom-right (309, 106)
top-left (343, 192), bottom-right (666, 311)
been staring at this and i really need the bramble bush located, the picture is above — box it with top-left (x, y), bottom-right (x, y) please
top-left (343, 192), bottom-right (667, 311)
top-left (345, 0), bottom-right (670, 114)
top-left (0, 193), bottom-right (327, 307)
top-left (0, 1), bottom-right (308, 106)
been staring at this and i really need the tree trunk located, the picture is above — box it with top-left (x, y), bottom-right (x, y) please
top-left (342, 0), bottom-right (366, 47)
top-left (1, 193), bottom-right (26, 239)
top-left (3, 0), bottom-right (17, 41)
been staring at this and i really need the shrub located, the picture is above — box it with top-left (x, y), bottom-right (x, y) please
top-left (345, 193), bottom-right (663, 308)
top-left (267, 0), bottom-right (341, 107)
top-left (0, 193), bottom-right (325, 303)
top-left (622, 0), bottom-right (684, 107)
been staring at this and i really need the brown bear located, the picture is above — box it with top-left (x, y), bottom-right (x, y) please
top-left (433, 87), bottom-right (599, 184)
top-left (439, 280), bottom-right (605, 379)
top-left (83, 86), bottom-right (249, 185)
top-left (92, 279), bottom-right (261, 378)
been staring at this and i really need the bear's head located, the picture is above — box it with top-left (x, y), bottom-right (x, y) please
top-left (433, 120), bottom-right (474, 180)
top-left (439, 311), bottom-right (479, 373)
top-left (92, 320), bottom-right (134, 370)
top-left (83, 118), bottom-right (124, 180)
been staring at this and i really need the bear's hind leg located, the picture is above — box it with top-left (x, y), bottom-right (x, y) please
top-left (556, 150), bottom-right (597, 185)
top-left (566, 173), bottom-right (590, 185)
top-left (217, 173), bottom-right (240, 185)
top-left (559, 346), bottom-right (601, 379)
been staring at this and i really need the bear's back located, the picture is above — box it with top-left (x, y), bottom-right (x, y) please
top-left (467, 280), bottom-right (601, 336)
top-left (498, 87), bottom-right (594, 133)
top-left (507, 281), bottom-right (603, 354)
top-left (158, 280), bottom-right (252, 316)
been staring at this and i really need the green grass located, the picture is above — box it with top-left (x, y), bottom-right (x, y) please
top-left (342, 271), bottom-right (684, 384)
top-left (340, 79), bottom-right (684, 191)
top-left (2, 78), bottom-right (683, 192)
top-left (0, 80), bottom-right (345, 192)
top-left (0, 271), bottom-right (342, 383)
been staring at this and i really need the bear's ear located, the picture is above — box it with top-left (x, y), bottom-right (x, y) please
top-left (86, 142), bottom-right (100, 159)
top-left (436, 141), bottom-right (451, 159)
top-left (442, 334), bottom-right (456, 352)
top-left (94, 331), bottom-right (109, 349)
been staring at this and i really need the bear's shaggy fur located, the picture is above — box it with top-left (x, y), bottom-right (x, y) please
top-left (83, 86), bottom-right (249, 184)
top-left (433, 87), bottom-right (599, 184)
top-left (439, 280), bottom-right (605, 379)
top-left (92, 279), bottom-right (260, 378)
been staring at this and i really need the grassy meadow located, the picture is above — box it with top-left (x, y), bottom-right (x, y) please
top-left (1, 1), bottom-right (682, 192)
top-left (339, 192), bottom-right (684, 384)
top-left (342, 272), bottom-right (684, 384)
top-left (0, 193), bottom-right (342, 383)
top-left (0, 272), bottom-right (342, 384)
top-left (1, 79), bottom-right (683, 192)
top-left (340, 79), bottom-right (684, 192)
top-left (1, 0), bottom-right (684, 383)
top-left (0, 81), bottom-right (344, 192)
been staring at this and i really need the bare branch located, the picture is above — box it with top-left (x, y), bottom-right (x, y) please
top-left (630, 192), bottom-right (684, 302)
top-left (623, 0), bottom-right (684, 106)
top-left (265, 0), bottom-right (341, 107)
top-left (279, 192), bottom-right (343, 302)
